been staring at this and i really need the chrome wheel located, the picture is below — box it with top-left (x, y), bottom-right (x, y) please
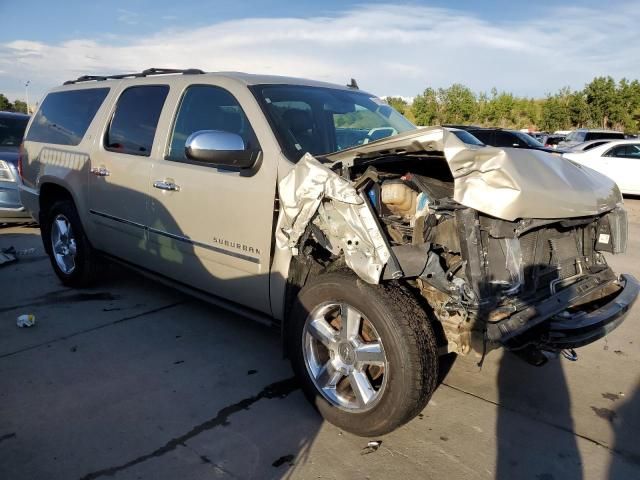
top-left (51, 214), bottom-right (77, 274)
top-left (303, 302), bottom-right (388, 411)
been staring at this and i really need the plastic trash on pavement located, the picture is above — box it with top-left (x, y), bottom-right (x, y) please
top-left (17, 314), bottom-right (36, 328)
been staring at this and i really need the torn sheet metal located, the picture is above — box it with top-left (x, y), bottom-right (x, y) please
top-left (327, 127), bottom-right (622, 222)
top-left (276, 153), bottom-right (391, 284)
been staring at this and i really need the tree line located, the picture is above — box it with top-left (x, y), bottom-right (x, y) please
top-left (387, 76), bottom-right (640, 133)
top-left (0, 93), bottom-right (28, 114)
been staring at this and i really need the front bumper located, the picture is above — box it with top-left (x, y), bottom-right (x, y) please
top-left (488, 271), bottom-right (639, 350)
top-left (541, 274), bottom-right (639, 349)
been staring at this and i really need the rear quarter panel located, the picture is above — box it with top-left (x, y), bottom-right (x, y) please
top-left (20, 83), bottom-right (121, 236)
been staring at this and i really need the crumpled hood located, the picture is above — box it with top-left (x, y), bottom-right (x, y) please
top-left (326, 127), bottom-right (622, 221)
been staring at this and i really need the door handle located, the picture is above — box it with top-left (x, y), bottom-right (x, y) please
top-left (153, 180), bottom-right (181, 192)
top-left (90, 166), bottom-right (110, 177)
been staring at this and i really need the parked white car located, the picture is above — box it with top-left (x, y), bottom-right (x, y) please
top-left (563, 140), bottom-right (640, 195)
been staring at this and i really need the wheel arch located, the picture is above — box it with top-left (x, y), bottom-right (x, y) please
top-left (39, 182), bottom-right (79, 254)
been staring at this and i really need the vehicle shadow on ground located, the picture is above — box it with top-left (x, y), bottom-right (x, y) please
top-left (496, 353), bottom-right (583, 480)
top-left (479, 268), bottom-right (584, 480)
top-left (608, 381), bottom-right (640, 478)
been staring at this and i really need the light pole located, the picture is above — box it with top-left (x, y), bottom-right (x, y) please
top-left (24, 80), bottom-right (30, 114)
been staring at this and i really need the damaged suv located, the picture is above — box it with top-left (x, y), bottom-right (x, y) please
top-left (19, 69), bottom-right (638, 436)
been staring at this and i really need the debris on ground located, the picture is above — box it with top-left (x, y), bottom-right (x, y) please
top-left (16, 314), bottom-right (36, 328)
top-left (271, 454), bottom-right (295, 467)
top-left (361, 440), bottom-right (382, 455)
top-left (0, 247), bottom-right (17, 266)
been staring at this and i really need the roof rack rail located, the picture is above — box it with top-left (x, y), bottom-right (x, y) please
top-left (63, 67), bottom-right (205, 85)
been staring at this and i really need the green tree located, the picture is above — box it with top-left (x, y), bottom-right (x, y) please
top-left (567, 91), bottom-right (590, 128)
top-left (411, 88), bottom-right (439, 126)
top-left (0, 93), bottom-right (11, 111)
top-left (540, 93), bottom-right (570, 132)
top-left (437, 84), bottom-right (476, 124)
top-left (617, 78), bottom-right (640, 132)
top-left (584, 76), bottom-right (621, 129)
top-left (12, 100), bottom-right (28, 114)
top-left (386, 96), bottom-right (408, 115)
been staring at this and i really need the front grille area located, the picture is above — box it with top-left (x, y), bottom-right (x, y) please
top-left (488, 225), bottom-right (593, 296)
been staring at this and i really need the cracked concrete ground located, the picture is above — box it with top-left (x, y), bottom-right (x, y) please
top-left (1, 199), bottom-right (639, 480)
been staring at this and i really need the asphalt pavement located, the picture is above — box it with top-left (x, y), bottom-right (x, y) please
top-left (1, 199), bottom-right (639, 480)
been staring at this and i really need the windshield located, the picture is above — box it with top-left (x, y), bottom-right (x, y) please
top-left (0, 116), bottom-right (29, 148)
top-left (513, 131), bottom-right (544, 148)
top-left (252, 85), bottom-right (416, 161)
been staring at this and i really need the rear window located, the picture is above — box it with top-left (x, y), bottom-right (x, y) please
top-left (105, 85), bottom-right (169, 156)
top-left (585, 131), bottom-right (625, 141)
top-left (0, 116), bottom-right (29, 147)
top-left (26, 88), bottom-right (109, 146)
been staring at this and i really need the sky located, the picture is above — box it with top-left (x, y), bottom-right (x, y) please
top-left (1, 0), bottom-right (639, 105)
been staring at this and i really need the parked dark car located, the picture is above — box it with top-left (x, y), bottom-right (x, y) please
top-left (0, 111), bottom-right (31, 223)
top-left (450, 126), bottom-right (564, 154)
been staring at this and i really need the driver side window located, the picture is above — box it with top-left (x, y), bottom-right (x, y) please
top-left (167, 85), bottom-right (258, 162)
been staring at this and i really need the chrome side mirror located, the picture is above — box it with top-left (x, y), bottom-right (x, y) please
top-left (185, 130), bottom-right (259, 169)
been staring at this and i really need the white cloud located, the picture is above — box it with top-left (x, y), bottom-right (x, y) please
top-left (1, 3), bottom-right (640, 102)
top-left (117, 9), bottom-right (139, 26)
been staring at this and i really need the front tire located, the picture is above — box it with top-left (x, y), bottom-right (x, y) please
top-left (42, 199), bottom-right (98, 288)
top-left (288, 271), bottom-right (439, 436)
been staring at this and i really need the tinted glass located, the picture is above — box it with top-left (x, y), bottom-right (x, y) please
top-left (451, 129), bottom-right (484, 146)
top-left (253, 85), bottom-right (415, 161)
top-left (607, 144), bottom-right (640, 159)
top-left (0, 116), bottom-right (29, 147)
top-left (26, 88), bottom-right (109, 146)
top-left (585, 131), bottom-right (625, 141)
top-left (545, 136), bottom-right (563, 146)
top-left (168, 85), bottom-right (258, 162)
top-left (105, 85), bottom-right (169, 156)
top-left (495, 131), bottom-right (524, 147)
top-left (468, 130), bottom-right (493, 145)
top-left (513, 131), bottom-right (544, 147)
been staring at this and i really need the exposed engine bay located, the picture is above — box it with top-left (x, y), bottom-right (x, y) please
top-left (276, 129), bottom-right (638, 364)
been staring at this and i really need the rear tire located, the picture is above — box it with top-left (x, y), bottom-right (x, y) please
top-left (41, 199), bottom-right (98, 288)
top-left (288, 271), bottom-right (439, 436)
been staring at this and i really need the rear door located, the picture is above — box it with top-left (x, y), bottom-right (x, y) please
top-left (145, 79), bottom-right (278, 314)
top-left (88, 84), bottom-right (170, 265)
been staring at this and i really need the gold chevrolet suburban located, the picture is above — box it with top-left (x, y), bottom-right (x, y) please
top-left (19, 68), bottom-right (638, 436)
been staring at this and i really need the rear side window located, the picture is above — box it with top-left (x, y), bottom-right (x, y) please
top-left (167, 85), bottom-right (258, 162)
top-left (451, 130), bottom-right (484, 146)
top-left (606, 144), bottom-right (640, 159)
top-left (469, 130), bottom-right (494, 145)
top-left (105, 85), bottom-right (169, 156)
top-left (585, 131), bottom-right (625, 141)
top-left (26, 88), bottom-right (109, 146)
top-left (495, 131), bottom-right (522, 147)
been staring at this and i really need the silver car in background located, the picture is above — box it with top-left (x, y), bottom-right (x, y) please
top-left (0, 111), bottom-right (30, 223)
top-left (558, 129), bottom-right (625, 149)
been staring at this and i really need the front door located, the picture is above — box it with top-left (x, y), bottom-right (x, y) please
top-left (89, 84), bottom-right (170, 264)
top-left (146, 83), bottom-right (277, 314)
